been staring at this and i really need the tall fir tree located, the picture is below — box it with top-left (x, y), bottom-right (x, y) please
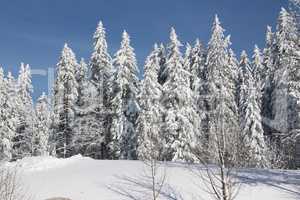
top-left (239, 52), bottom-right (267, 167)
top-left (137, 44), bottom-right (164, 160)
top-left (204, 15), bottom-right (239, 162)
top-left (13, 63), bottom-right (35, 160)
top-left (272, 8), bottom-right (299, 135)
top-left (88, 21), bottom-right (114, 159)
top-left (262, 26), bottom-right (276, 137)
top-left (271, 8), bottom-right (300, 168)
top-left (238, 52), bottom-right (253, 119)
top-left (252, 45), bottom-right (265, 108)
top-left (110, 31), bottom-right (140, 160)
top-left (160, 28), bottom-right (201, 162)
top-left (252, 45), bottom-right (265, 89)
top-left (0, 69), bottom-right (18, 161)
top-left (53, 44), bottom-right (78, 158)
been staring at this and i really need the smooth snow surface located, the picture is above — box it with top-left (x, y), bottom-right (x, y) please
top-left (4, 155), bottom-right (300, 200)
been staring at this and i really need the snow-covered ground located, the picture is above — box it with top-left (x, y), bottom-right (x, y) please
top-left (3, 155), bottom-right (300, 200)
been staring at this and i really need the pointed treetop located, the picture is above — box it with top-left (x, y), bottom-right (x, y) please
top-left (169, 27), bottom-right (182, 47)
top-left (159, 43), bottom-right (165, 50)
top-left (214, 14), bottom-right (220, 26)
top-left (208, 14), bottom-right (227, 51)
top-left (277, 7), bottom-right (292, 27)
top-left (253, 45), bottom-right (261, 54)
top-left (280, 7), bottom-right (288, 14)
top-left (240, 50), bottom-right (249, 64)
top-left (62, 43), bottom-right (71, 54)
top-left (195, 38), bottom-right (201, 46)
top-left (94, 21), bottom-right (105, 35)
top-left (7, 71), bottom-right (13, 79)
top-left (153, 43), bottom-right (159, 51)
top-left (241, 50), bottom-right (248, 58)
top-left (185, 42), bottom-right (192, 55)
top-left (63, 43), bottom-right (69, 49)
top-left (97, 20), bottom-right (103, 29)
top-left (266, 26), bottom-right (273, 45)
top-left (62, 43), bottom-right (75, 55)
top-left (93, 21), bottom-right (108, 50)
top-left (122, 30), bottom-right (129, 40)
top-left (60, 43), bottom-right (77, 63)
top-left (253, 45), bottom-right (263, 64)
top-left (80, 57), bottom-right (86, 65)
top-left (120, 30), bottom-right (131, 49)
top-left (210, 14), bottom-right (225, 36)
top-left (212, 14), bottom-right (223, 30)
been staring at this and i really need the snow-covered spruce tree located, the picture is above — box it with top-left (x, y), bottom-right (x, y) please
top-left (189, 39), bottom-right (206, 91)
top-left (0, 68), bottom-right (9, 160)
top-left (73, 58), bottom-right (105, 159)
top-left (53, 43), bottom-right (78, 158)
top-left (89, 21), bottom-right (115, 159)
top-left (2, 73), bottom-right (20, 161)
top-left (184, 39), bottom-right (207, 141)
top-left (0, 69), bottom-right (18, 161)
top-left (239, 52), bottom-right (267, 167)
top-left (110, 31), bottom-right (140, 160)
top-left (137, 44), bottom-right (164, 160)
top-left (33, 93), bottom-right (50, 156)
top-left (252, 45), bottom-right (265, 95)
top-left (73, 58), bottom-right (93, 157)
top-left (271, 8), bottom-right (300, 168)
top-left (160, 28), bottom-right (201, 162)
top-left (237, 51), bottom-right (252, 119)
top-left (251, 46), bottom-right (265, 113)
top-left (262, 26), bottom-right (276, 137)
top-left (203, 15), bottom-right (239, 163)
top-left (12, 63), bottom-right (35, 160)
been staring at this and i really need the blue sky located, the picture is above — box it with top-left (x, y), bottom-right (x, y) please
top-left (0, 0), bottom-right (288, 99)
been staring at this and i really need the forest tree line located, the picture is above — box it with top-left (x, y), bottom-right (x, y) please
top-left (0, 3), bottom-right (299, 169)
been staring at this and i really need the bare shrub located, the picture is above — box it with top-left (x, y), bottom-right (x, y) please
top-left (0, 164), bottom-right (30, 200)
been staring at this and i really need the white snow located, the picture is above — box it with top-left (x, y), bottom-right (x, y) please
top-left (3, 155), bottom-right (300, 200)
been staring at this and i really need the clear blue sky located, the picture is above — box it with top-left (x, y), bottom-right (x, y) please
top-left (0, 0), bottom-right (288, 99)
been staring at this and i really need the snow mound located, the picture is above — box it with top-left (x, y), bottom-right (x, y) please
top-left (4, 154), bottom-right (89, 172)
top-left (3, 156), bottom-right (300, 200)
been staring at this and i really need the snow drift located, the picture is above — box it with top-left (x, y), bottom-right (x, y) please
top-left (3, 155), bottom-right (300, 200)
